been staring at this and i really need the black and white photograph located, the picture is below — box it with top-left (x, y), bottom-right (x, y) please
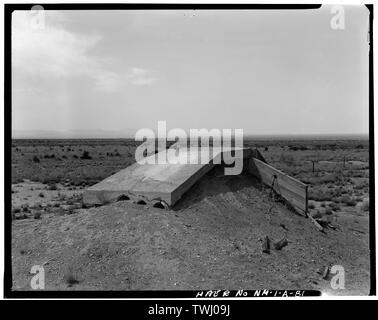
top-left (2, 2), bottom-right (375, 302)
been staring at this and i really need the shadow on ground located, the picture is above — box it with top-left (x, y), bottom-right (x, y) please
top-left (173, 165), bottom-right (264, 211)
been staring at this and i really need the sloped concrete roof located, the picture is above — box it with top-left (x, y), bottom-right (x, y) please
top-left (83, 147), bottom-right (250, 208)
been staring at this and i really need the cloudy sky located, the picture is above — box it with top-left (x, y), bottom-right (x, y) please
top-left (12, 5), bottom-right (370, 137)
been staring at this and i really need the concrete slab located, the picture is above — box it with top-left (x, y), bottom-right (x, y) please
top-left (83, 147), bottom-right (251, 208)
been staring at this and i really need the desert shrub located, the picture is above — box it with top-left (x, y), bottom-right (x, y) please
top-left (309, 189), bottom-right (333, 201)
top-left (34, 202), bottom-right (42, 209)
top-left (48, 184), bottom-right (57, 190)
top-left (355, 180), bottom-right (369, 190)
top-left (288, 145), bottom-right (308, 151)
top-left (73, 154), bottom-right (78, 159)
top-left (33, 211), bottom-right (41, 219)
top-left (38, 192), bottom-right (45, 198)
top-left (329, 202), bottom-right (340, 211)
top-left (318, 174), bottom-right (337, 184)
top-left (308, 201), bottom-right (315, 209)
top-left (279, 153), bottom-right (295, 165)
top-left (361, 199), bottom-right (369, 212)
top-left (352, 171), bottom-right (365, 178)
top-left (12, 207), bottom-right (21, 213)
top-left (340, 196), bottom-right (356, 206)
top-left (64, 272), bottom-right (79, 287)
top-left (16, 213), bottom-right (28, 220)
top-left (32, 156), bottom-right (40, 163)
top-left (80, 151), bottom-right (92, 160)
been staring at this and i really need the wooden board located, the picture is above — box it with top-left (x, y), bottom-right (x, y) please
top-left (249, 158), bottom-right (308, 215)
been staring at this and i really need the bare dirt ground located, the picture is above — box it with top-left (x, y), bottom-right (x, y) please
top-left (10, 138), bottom-right (371, 294)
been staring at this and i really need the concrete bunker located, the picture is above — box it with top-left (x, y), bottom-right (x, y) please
top-left (83, 147), bottom-right (308, 217)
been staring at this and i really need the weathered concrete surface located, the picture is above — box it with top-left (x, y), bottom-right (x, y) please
top-left (83, 147), bottom-right (251, 207)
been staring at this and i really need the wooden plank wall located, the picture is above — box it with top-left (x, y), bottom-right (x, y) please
top-left (248, 156), bottom-right (308, 216)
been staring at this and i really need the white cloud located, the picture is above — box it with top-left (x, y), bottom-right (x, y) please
top-left (92, 72), bottom-right (122, 92)
top-left (12, 11), bottom-right (158, 92)
top-left (127, 68), bottom-right (158, 86)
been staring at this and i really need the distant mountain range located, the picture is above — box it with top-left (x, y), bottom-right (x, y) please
top-left (12, 129), bottom-right (369, 140)
top-left (12, 129), bottom-right (138, 139)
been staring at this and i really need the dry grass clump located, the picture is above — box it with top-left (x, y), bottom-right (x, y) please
top-left (80, 151), bottom-right (92, 160)
top-left (328, 202), bottom-right (340, 211)
top-left (64, 268), bottom-right (80, 287)
top-left (279, 153), bottom-right (295, 165)
top-left (309, 189), bottom-right (333, 202)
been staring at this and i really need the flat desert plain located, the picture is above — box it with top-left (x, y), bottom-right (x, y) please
top-left (10, 138), bottom-right (370, 294)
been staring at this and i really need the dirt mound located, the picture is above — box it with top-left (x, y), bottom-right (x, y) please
top-left (11, 171), bottom-right (370, 294)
